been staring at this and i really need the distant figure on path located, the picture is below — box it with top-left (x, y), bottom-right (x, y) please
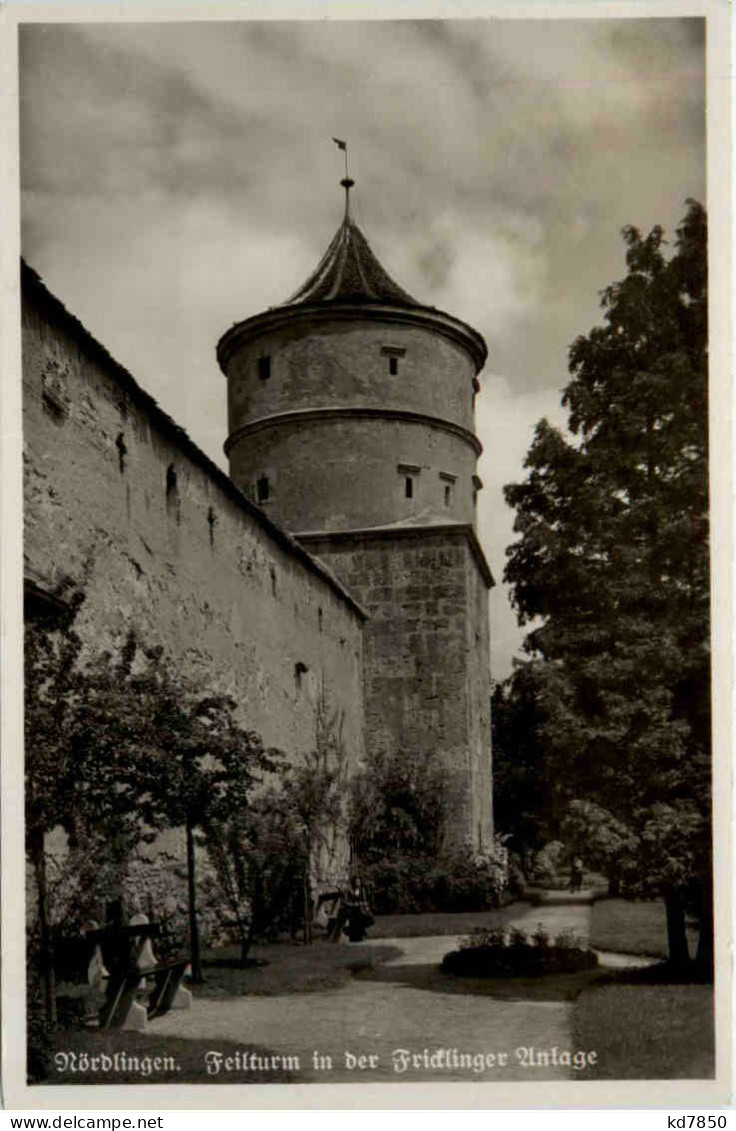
top-left (569, 857), bottom-right (584, 892)
top-left (343, 877), bottom-right (374, 942)
top-left (321, 878), bottom-right (374, 942)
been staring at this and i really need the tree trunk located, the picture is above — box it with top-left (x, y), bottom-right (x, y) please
top-left (239, 871), bottom-right (260, 966)
top-left (30, 829), bottom-right (57, 1027)
top-left (665, 889), bottom-right (690, 968)
top-left (302, 870), bottom-right (312, 946)
top-left (241, 901), bottom-right (260, 966)
top-left (239, 924), bottom-right (254, 966)
top-left (289, 874), bottom-right (299, 941)
top-left (695, 874), bottom-right (714, 980)
top-left (301, 831), bottom-right (312, 946)
top-left (186, 821), bottom-right (204, 984)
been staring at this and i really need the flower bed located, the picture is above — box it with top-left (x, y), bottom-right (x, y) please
top-left (441, 925), bottom-right (598, 978)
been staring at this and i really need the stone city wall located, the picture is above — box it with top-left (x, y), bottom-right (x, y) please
top-left (22, 265), bottom-right (366, 814)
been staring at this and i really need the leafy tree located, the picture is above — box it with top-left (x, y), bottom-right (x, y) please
top-left (491, 664), bottom-right (559, 870)
top-left (503, 201), bottom-right (710, 972)
top-left (25, 594), bottom-right (151, 1023)
top-left (26, 599), bottom-right (273, 1018)
top-left (121, 641), bottom-right (276, 982)
top-left (560, 800), bottom-right (640, 895)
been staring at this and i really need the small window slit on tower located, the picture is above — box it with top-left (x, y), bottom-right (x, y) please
top-left (257, 476), bottom-right (270, 504)
top-left (115, 432), bottom-right (127, 475)
top-left (258, 355), bottom-right (271, 381)
top-left (381, 345), bottom-right (406, 375)
top-left (440, 471), bottom-right (457, 507)
top-left (165, 464), bottom-right (181, 524)
top-left (398, 462), bottom-right (421, 502)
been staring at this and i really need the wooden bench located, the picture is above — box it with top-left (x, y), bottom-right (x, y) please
top-left (85, 914), bottom-right (192, 1032)
top-left (145, 958), bottom-right (192, 1020)
top-left (97, 958), bottom-right (191, 1030)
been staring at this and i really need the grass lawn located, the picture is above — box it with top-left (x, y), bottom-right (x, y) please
top-left (590, 899), bottom-right (700, 958)
top-left (368, 904), bottom-right (521, 939)
top-left (42, 1029), bottom-right (295, 1086)
top-left (572, 979), bottom-right (715, 1079)
top-left (197, 938), bottom-right (401, 997)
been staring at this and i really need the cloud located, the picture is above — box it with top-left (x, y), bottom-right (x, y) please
top-left (19, 17), bottom-right (705, 675)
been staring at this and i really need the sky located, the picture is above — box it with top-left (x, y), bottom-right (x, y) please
top-left (18, 16), bottom-right (706, 677)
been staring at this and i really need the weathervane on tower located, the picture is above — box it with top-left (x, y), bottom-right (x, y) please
top-left (332, 137), bottom-right (354, 213)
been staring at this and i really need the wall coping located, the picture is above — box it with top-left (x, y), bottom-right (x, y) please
top-left (295, 522), bottom-right (495, 589)
top-left (224, 405), bottom-right (483, 458)
top-left (21, 259), bottom-right (369, 623)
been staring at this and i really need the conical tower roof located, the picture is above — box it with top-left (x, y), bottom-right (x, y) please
top-left (284, 212), bottom-right (419, 309)
top-left (217, 180), bottom-right (488, 374)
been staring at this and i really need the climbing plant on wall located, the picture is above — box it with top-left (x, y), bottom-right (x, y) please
top-left (205, 689), bottom-right (349, 959)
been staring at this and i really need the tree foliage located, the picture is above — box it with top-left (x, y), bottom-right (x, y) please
top-left (112, 636), bottom-right (277, 980)
top-left (491, 664), bottom-right (559, 864)
top-left (502, 201), bottom-right (710, 969)
top-left (25, 598), bottom-right (152, 1022)
top-left (349, 751), bottom-right (508, 914)
top-left (350, 748), bottom-right (448, 864)
top-left (25, 597), bottom-right (146, 861)
top-left (25, 601), bottom-right (276, 1009)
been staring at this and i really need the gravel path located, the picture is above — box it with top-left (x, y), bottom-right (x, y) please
top-left (152, 896), bottom-right (611, 1084)
top-left (154, 964), bottom-right (575, 1083)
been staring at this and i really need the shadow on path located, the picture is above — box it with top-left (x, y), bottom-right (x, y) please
top-left (355, 958), bottom-right (612, 1002)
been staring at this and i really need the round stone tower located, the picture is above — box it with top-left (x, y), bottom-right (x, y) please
top-left (217, 182), bottom-right (494, 849)
top-left (218, 185), bottom-right (487, 533)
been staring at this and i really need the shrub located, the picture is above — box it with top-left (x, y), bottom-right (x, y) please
top-left (530, 840), bottom-right (567, 887)
top-left (351, 745), bottom-right (508, 915)
top-left (362, 842), bottom-right (508, 915)
top-left (442, 926), bottom-right (598, 978)
top-left (532, 922), bottom-right (550, 948)
top-left (362, 856), bottom-right (436, 915)
top-left (462, 926), bottom-right (507, 949)
top-left (554, 928), bottom-right (585, 950)
top-left (507, 854), bottom-right (528, 896)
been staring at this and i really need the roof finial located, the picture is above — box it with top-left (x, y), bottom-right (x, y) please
top-left (332, 137), bottom-right (354, 217)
